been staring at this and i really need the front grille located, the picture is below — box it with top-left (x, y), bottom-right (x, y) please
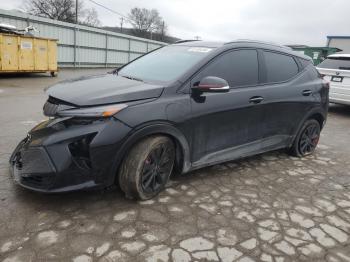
top-left (21, 147), bottom-right (55, 174)
top-left (13, 147), bottom-right (56, 189)
top-left (22, 174), bottom-right (55, 188)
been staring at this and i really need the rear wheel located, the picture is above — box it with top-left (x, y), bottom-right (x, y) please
top-left (289, 119), bottom-right (320, 157)
top-left (119, 136), bottom-right (175, 200)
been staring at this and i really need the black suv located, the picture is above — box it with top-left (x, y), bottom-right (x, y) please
top-left (10, 40), bottom-right (329, 199)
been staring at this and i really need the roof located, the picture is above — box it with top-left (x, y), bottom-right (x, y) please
top-left (327, 36), bottom-right (350, 39)
top-left (327, 53), bottom-right (350, 58)
top-left (172, 39), bottom-right (310, 60)
top-left (174, 39), bottom-right (291, 49)
top-left (173, 40), bottom-right (224, 48)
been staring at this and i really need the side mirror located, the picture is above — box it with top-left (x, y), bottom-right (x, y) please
top-left (192, 76), bottom-right (229, 93)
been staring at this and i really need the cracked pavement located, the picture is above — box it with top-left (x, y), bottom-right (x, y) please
top-left (1, 70), bottom-right (350, 262)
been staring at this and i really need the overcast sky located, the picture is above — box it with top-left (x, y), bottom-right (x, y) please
top-left (1, 0), bottom-right (350, 45)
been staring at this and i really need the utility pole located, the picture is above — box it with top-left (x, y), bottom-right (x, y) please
top-left (161, 21), bottom-right (165, 41)
top-left (120, 17), bottom-right (124, 33)
top-left (194, 36), bottom-right (201, 40)
top-left (75, 0), bottom-right (78, 24)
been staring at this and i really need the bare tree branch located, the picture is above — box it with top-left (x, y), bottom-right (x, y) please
top-left (128, 7), bottom-right (165, 38)
top-left (24, 0), bottom-right (101, 26)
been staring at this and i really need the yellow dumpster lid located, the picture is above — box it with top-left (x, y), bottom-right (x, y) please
top-left (0, 32), bottom-right (58, 41)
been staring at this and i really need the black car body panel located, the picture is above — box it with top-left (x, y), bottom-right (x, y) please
top-left (10, 117), bottom-right (131, 192)
top-left (47, 74), bottom-right (164, 106)
top-left (9, 40), bottom-right (329, 193)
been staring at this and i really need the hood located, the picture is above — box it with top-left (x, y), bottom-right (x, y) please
top-left (46, 74), bottom-right (164, 106)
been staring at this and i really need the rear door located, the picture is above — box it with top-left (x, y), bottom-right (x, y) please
top-left (317, 56), bottom-right (350, 105)
top-left (257, 50), bottom-right (316, 149)
top-left (189, 49), bottom-right (264, 165)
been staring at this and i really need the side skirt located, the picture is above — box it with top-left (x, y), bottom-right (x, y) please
top-left (189, 135), bottom-right (290, 171)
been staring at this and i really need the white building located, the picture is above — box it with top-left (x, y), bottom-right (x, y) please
top-left (327, 36), bottom-right (350, 53)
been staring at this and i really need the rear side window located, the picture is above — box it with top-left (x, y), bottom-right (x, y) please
top-left (263, 51), bottom-right (299, 83)
top-left (196, 49), bottom-right (259, 87)
top-left (318, 57), bottom-right (350, 70)
top-left (298, 58), bottom-right (313, 69)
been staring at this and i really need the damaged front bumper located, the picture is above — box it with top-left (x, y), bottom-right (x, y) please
top-left (9, 117), bottom-right (131, 193)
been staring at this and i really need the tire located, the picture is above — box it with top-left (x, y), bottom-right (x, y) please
top-left (118, 136), bottom-right (175, 200)
top-left (50, 71), bottom-right (57, 77)
top-left (289, 119), bottom-right (320, 157)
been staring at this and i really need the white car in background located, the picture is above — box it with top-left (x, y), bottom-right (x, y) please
top-left (317, 53), bottom-right (350, 105)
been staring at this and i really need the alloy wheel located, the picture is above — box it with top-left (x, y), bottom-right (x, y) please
top-left (141, 144), bottom-right (174, 193)
top-left (298, 123), bottom-right (320, 155)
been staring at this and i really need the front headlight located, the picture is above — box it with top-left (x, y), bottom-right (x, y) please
top-left (57, 104), bottom-right (128, 118)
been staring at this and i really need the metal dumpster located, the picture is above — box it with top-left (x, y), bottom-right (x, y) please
top-left (0, 33), bottom-right (58, 76)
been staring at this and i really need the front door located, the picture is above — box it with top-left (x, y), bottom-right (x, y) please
top-left (189, 49), bottom-right (265, 166)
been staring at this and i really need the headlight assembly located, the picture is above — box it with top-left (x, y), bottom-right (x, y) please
top-left (57, 104), bottom-right (128, 118)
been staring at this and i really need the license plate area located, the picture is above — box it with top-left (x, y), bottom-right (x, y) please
top-left (331, 76), bottom-right (343, 82)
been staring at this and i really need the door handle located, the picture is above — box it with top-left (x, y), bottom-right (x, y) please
top-left (249, 96), bottom-right (264, 104)
top-left (302, 90), bottom-right (312, 96)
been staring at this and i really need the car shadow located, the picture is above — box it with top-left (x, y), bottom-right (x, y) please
top-left (328, 103), bottom-right (350, 117)
top-left (0, 73), bottom-right (53, 79)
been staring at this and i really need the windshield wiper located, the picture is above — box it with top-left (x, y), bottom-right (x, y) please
top-left (121, 75), bottom-right (144, 82)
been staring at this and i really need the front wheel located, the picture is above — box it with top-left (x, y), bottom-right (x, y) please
top-left (119, 136), bottom-right (175, 200)
top-left (289, 119), bottom-right (320, 157)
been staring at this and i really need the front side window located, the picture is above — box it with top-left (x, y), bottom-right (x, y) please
top-left (118, 45), bottom-right (214, 83)
top-left (263, 51), bottom-right (299, 83)
top-left (195, 49), bottom-right (259, 87)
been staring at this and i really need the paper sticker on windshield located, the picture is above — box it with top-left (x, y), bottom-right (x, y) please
top-left (187, 47), bottom-right (212, 53)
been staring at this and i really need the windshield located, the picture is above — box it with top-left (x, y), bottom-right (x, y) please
top-left (318, 56), bottom-right (350, 70)
top-left (118, 45), bottom-right (214, 83)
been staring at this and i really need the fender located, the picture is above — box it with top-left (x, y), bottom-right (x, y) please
top-left (289, 106), bottom-right (327, 147)
top-left (107, 121), bottom-right (191, 186)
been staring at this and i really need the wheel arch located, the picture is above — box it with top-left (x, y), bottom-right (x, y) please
top-left (289, 108), bottom-right (326, 148)
top-left (109, 121), bottom-right (191, 185)
top-left (307, 112), bottom-right (325, 130)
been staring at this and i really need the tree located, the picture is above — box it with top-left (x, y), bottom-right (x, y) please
top-left (128, 7), bottom-right (166, 38)
top-left (81, 8), bottom-right (101, 27)
top-left (24, 0), bottom-right (101, 26)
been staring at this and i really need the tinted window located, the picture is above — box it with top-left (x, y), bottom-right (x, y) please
top-left (298, 58), bottom-right (313, 69)
top-left (263, 51), bottom-right (299, 83)
top-left (318, 57), bottom-right (350, 70)
top-left (118, 46), bottom-right (214, 83)
top-left (196, 49), bottom-right (259, 87)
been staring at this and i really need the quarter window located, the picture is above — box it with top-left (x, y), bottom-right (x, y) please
top-left (196, 49), bottom-right (259, 87)
top-left (263, 51), bottom-right (299, 83)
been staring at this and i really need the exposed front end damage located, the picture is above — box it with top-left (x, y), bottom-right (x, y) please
top-left (10, 116), bottom-right (131, 192)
